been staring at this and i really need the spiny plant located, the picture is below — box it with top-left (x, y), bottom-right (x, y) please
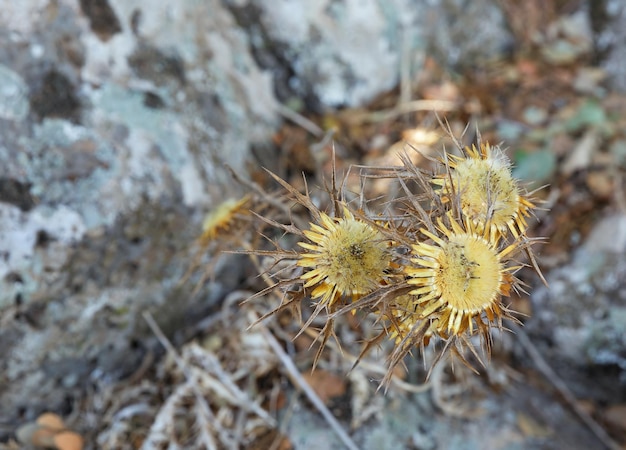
top-left (245, 130), bottom-right (546, 388)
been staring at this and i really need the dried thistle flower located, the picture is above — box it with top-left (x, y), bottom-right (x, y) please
top-left (364, 213), bottom-right (524, 387)
top-left (244, 169), bottom-right (396, 366)
top-left (244, 130), bottom-right (547, 391)
top-left (404, 215), bottom-right (519, 337)
top-left (298, 207), bottom-right (391, 307)
top-left (200, 196), bottom-right (251, 244)
top-left (433, 143), bottom-right (535, 240)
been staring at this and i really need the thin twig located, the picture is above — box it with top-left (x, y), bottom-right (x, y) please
top-left (276, 103), bottom-right (324, 137)
top-left (192, 344), bottom-right (277, 427)
top-left (259, 325), bottom-right (360, 450)
top-left (514, 324), bottom-right (621, 450)
top-left (398, 25), bottom-right (413, 108)
top-left (226, 164), bottom-right (312, 231)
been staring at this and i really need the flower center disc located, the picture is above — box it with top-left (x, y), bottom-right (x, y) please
top-left (437, 234), bottom-right (502, 313)
top-left (323, 219), bottom-right (388, 295)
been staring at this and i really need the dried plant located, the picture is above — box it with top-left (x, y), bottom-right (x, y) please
top-left (245, 129), bottom-right (546, 389)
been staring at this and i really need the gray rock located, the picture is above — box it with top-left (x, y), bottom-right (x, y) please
top-left (225, 0), bottom-right (512, 109)
top-left (529, 213), bottom-right (626, 395)
top-left (0, 0), bottom-right (277, 429)
top-left (0, 65), bottom-right (29, 120)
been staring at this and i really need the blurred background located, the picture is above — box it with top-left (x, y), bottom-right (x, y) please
top-left (0, 0), bottom-right (625, 449)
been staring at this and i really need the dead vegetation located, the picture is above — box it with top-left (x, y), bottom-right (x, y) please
top-left (5, 4), bottom-right (626, 449)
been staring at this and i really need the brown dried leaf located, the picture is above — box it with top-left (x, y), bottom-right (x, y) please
top-left (302, 370), bottom-right (347, 404)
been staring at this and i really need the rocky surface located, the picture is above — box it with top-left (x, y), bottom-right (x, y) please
top-left (225, 0), bottom-right (512, 109)
top-left (529, 213), bottom-right (626, 400)
top-left (0, 0), bottom-right (278, 431)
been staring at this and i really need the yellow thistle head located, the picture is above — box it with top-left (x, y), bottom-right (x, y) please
top-left (200, 196), bottom-right (250, 243)
top-left (404, 216), bottom-right (518, 338)
top-left (434, 143), bottom-right (534, 239)
top-left (297, 207), bottom-right (391, 307)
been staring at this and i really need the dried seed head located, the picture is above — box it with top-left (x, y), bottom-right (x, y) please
top-left (434, 143), bottom-right (534, 240)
